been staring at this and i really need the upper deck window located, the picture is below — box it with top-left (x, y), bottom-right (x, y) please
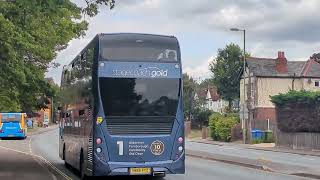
top-left (100, 34), bottom-right (179, 62)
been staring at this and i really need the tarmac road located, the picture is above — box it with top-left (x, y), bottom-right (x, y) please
top-left (29, 128), bottom-right (308, 180)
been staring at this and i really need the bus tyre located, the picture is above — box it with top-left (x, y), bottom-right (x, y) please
top-left (64, 161), bottom-right (71, 169)
top-left (80, 154), bottom-right (88, 180)
top-left (63, 145), bottom-right (71, 169)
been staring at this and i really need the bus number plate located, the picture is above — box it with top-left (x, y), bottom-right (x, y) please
top-left (130, 168), bottom-right (151, 175)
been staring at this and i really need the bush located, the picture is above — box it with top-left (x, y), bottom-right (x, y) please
top-left (209, 112), bottom-right (222, 139)
top-left (209, 113), bottom-right (239, 142)
top-left (270, 90), bottom-right (320, 106)
top-left (192, 108), bottom-right (213, 128)
top-left (215, 117), bottom-right (238, 142)
top-left (271, 90), bottom-right (320, 132)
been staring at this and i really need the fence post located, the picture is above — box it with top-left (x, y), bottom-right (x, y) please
top-left (202, 126), bottom-right (208, 139)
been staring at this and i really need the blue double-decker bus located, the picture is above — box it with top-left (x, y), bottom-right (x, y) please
top-left (0, 113), bottom-right (27, 139)
top-left (59, 33), bottom-right (185, 179)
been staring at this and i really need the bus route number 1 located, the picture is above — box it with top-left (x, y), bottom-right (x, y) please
top-left (117, 141), bottom-right (124, 155)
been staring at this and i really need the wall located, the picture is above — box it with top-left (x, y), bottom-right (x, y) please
top-left (302, 78), bottom-right (320, 91)
top-left (205, 99), bottom-right (228, 113)
top-left (256, 77), bottom-right (303, 107)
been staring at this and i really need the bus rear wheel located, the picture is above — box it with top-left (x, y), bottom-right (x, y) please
top-left (80, 153), bottom-right (88, 180)
top-left (63, 145), bottom-right (71, 169)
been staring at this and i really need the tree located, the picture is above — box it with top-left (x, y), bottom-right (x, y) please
top-left (311, 52), bottom-right (320, 63)
top-left (198, 78), bottom-right (215, 89)
top-left (209, 43), bottom-right (247, 110)
top-left (183, 73), bottom-right (197, 120)
top-left (0, 0), bottom-right (115, 112)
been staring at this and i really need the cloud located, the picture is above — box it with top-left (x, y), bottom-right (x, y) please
top-left (183, 56), bottom-right (214, 81)
top-left (117, 0), bottom-right (320, 42)
top-left (47, 0), bottom-right (320, 84)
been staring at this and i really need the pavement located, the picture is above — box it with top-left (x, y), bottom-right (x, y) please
top-left (186, 139), bottom-right (320, 179)
top-left (26, 124), bottom-right (59, 136)
top-left (189, 138), bottom-right (320, 157)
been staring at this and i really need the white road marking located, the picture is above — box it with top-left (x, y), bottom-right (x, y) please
top-left (0, 145), bottom-right (72, 180)
top-left (29, 137), bottom-right (33, 154)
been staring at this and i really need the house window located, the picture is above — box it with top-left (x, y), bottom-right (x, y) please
top-left (315, 81), bottom-right (319, 87)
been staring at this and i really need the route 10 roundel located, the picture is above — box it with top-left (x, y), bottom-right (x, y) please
top-left (150, 140), bottom-right (165, 155)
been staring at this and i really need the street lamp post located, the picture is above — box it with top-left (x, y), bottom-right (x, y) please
top-left (230, 28), bottom-right (247, 144)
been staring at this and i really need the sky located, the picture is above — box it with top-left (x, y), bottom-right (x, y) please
top-left (46, 0), bottom-right (320, 84)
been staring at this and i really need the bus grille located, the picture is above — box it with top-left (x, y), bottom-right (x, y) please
top-left (106, 116), bottom-right (174, 135)
top-left (87, 135), bottom-right (93, 164)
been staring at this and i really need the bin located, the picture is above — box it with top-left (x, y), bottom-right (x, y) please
top-left (251, 129), bottom-right (263, 140)
top-left (264, 130), bottom-right (273, 143)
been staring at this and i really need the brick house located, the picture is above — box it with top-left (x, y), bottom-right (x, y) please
top-left (240, 51), bottom-right (320, 131)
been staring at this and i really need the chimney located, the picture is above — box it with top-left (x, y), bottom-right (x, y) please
top-left (276, 51), bottom-right (288, 73)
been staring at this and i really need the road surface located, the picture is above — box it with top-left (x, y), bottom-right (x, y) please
top-left (0, 128), bottom-right (310, 180)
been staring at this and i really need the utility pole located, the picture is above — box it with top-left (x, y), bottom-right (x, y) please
top-left (230, 28), bottom-right (248, 144)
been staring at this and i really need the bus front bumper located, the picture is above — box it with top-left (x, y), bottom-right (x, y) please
top-left (0, 132), bottom-right (25, 138)
top-left (94, 152), bottom-right (185, 176)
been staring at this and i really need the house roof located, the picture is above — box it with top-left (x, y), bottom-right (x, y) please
top-left (195, 89), bottom-right (207, 100)
top-left (195, 86), bottom-right (220, 101)
top-left (207, 86), bottom-right (220, 101)
top-left (246, 57), bottom-right (320, 78)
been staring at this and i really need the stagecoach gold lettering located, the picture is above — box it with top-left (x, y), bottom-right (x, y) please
top-left (128, 141), bottom-right (149, 156)
top-left (112, 67), bottom-right (168, 78)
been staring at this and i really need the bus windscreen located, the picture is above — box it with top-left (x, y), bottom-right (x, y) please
top-left (100, 36), bottom-right (179, 62)
top-left (1, 114), bottom-right (21, 122)
top-left (100, 78), bottom-right (180, 116)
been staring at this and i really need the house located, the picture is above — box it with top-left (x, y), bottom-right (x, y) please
top-left (194, 86), bottom-right (229, 113)
top-left (35, 77), bottom-right (56, 126)
top-left (240, 51), bottom-right (320, 131)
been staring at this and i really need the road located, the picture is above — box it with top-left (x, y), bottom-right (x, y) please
top-left (0, 128), bottom-right (310, 180)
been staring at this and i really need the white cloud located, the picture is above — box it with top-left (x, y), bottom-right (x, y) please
top-left (183, 56), bottom-right (214, 81)
top-left (47, 0), bottom-right (320, 83)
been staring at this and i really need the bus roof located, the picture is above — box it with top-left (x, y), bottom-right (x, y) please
top-left (61, 33), bottom-right (181, 74)
top-left (0, 113), bottom-right (26, 115)
top-left (99, 33), bottom-right (178, 44)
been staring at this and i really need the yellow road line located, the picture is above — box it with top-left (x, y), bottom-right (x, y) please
top-left (0, 145), bottom-right (72, 180)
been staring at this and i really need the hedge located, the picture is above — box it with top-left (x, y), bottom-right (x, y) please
top-left (271, 90), bottom-right (320, 132)
top-left (270, 90), bottom-right (320, 106)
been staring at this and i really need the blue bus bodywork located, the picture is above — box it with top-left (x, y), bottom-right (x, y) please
top-left (59, 33), bottom-right (184, 178)
top-left (0, 113), bottom-right (27, 138)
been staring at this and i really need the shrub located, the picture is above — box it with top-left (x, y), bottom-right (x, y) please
top-left (215, 117), bottom-right (238, 142)
top-left (208, 112), bottom-right (222, 139)
top-left (209, 113), bottom-right (239, 141)
top-left (192, 108), bottom-right (213, 128)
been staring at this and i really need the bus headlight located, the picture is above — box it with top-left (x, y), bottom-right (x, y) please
top-left (178, 146), bottom-right (183, 152)
top-left (97, 147), bottom-right (102, 153)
